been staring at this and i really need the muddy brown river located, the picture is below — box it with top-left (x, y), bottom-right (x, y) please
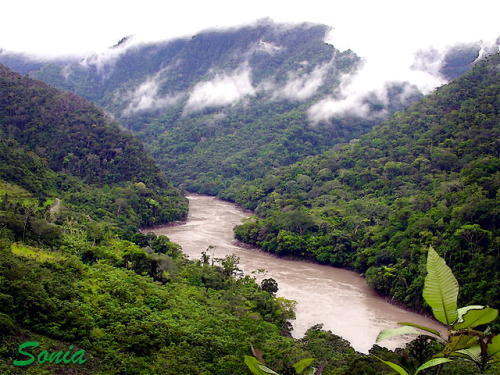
top-left (149, 195), bottom-right (443, 353)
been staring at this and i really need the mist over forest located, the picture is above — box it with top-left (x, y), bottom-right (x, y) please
top-left (0, 19), bottom-right (499, 374)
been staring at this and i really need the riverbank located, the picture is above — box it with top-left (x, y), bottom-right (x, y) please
top-left (149, 194), bottom-right (444, 353)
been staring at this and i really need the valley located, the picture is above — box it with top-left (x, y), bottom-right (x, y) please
top-left (0, 19), bottom-right (498, 374)
top-left (150, 195), bottom-right (444, 353)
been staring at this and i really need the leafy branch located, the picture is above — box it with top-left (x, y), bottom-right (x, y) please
top-left (377, 246), bottom-right (499, 374)
top-left (244, 343), bottom-right (325, 375)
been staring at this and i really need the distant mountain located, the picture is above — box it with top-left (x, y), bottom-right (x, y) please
top-left (0, 50), bottom-right (47, 74)
top-left (9, 21), bottom-right (399, 193)
top-left (0, 20), bottom-right (492, 197)
top-left (0, 64), bottom-right (187, 227)
top-left (28, 21), bottom-right (360, 109)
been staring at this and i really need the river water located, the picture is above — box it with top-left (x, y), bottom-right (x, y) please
top-left (149, 195), bottom-right (442, 353)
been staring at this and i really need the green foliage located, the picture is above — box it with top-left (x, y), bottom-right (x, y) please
top-left (261, 278), bottom-right (279, 296)
top-left (377, 246), bottom-right (499, 374)
top-left (233, 53), bottom-right (500, 315)
top-left (20, 22), bottom-right (415, 200)
top-left (423, 247), bottom-right (459, 326)
top-left (0, 232), bottom-right (304, 374)
top-left (0, 64), bottom-right (188, 228)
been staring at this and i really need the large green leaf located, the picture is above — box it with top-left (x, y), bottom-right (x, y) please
top-left (414, 358), bottom-right (453, 374)
top-left (244, 355), bottom-right (279, 375)
top-left (375, 357), bottom-right (410, 375)
top-left (376, 326), bottom-right (423, 342)
top-left (292, 358), bottom-right (315, 374)
top-left (422, 247), bottom-right (458, 326)
top-left (454, 306), bottom-right (498, 329)
top-left (398, 322), bottom-right (443, 338)
top-left (487, 335), bottom-right (500, 359)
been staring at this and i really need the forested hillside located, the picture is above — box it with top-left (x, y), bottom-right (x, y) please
top-left (0, 21), bottom-right (498, 374)
top-left (1, 22), bottom-right (484, 199)
top-left (0, 63), bottom-right (399, 375)
top-left (0, 64), bottom-right (187, 227)
top-left (7, 21), bottom-right (479, 197)
top-left (233, 53), bottom-right (500, 315)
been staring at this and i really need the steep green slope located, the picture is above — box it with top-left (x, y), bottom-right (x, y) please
top-left (0, 64), bottom-right (187, 227)
top-left (22, 21), bottom-right (428, 197)
top-left (1, 64), bottom-right (165, 187)
top-left (233, 53), bottom-right (500, 314)
top-left (0, 65), bottom-right (390, 375)
top-left (0, 46), bottom-right (495, 375)
top-left (1, 22), bottom-right (486, 200)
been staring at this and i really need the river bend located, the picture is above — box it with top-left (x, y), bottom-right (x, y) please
top-left (150, 195), bottom-right (442, 353)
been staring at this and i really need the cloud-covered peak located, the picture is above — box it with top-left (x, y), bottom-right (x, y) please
top-left (80, 36), bottom-right (137, 78)
top-left (307, 42), bottom-right (475, 123)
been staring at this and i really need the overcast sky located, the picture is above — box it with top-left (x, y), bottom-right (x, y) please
top-left (1, 0), bottom-right (499, 58)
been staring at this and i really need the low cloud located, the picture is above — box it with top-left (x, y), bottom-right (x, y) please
top-left (272, 63), bottom-right (328, 101)
top-left (411, 48), bottom-right (447, 78)
top-left (308, 93), bottom-right (371, 120)
top-left (256, 39), bottom-right (283, 54)
top-left (123, 75), bottom-right (181, 115)
top-left (183, 65), bottom-right (256, 114)
top-left (80, 36), bottom-right (136, 79)
top-left (307, 45), bottom-right (448, 122)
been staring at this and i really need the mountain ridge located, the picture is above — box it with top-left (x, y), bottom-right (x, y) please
top-left (0, 21), bottom-right (490, 198)
top-left (0, 21), bottom-right (499, 375)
